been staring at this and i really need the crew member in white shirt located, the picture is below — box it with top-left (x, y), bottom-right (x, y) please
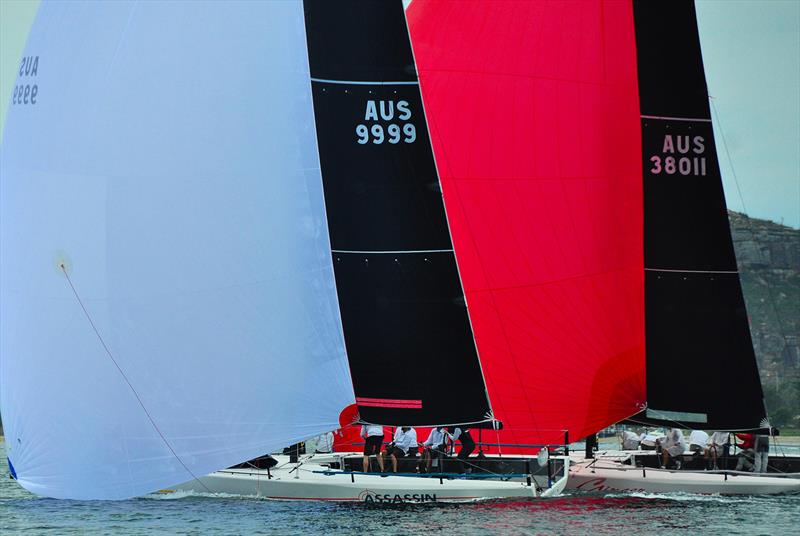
top-left (446, 427), bottom-right (477, 473)
top-left (385, 426), bottom-right (418, 473)
top-left (639, 430), bottom-right (664, 450)
top-left (621, 430), bottom-right (641, 450)
top-left (420, 427), bottom-right (447, 473)
top-left (659, 428), bottom-right (687, 469)
top-left (705, 431), bottom-right (729, 470)
top-left (361, 424), bottom-right (385, 472)
top-left (688, 430), bottom-right (709, 454)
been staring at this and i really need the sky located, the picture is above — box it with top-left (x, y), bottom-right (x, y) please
top-left (696, 0), bottom-right (799, 229)
top-left (1, 0), bottom-right (798, 228)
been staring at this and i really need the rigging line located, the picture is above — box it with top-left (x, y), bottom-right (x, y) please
top-left (59, 264), bottom-right (212, 494)
top-left (104, 0), bottom-right (138, 80)
top-left (710, 98), bottom-right (791, 380)
top-left (494, 427), bottom-right (503, 459)
top-left (457, 455), bottom-right (507, 479)
top-left (767, 433), bottom-right (790, 474)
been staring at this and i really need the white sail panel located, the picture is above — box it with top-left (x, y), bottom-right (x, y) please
top-left (0, 1), bottom-right (354, 499)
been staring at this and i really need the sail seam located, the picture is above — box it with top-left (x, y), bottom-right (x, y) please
top-left (332, 248), bottom-right (453, 254)
top-left (640, 114), bottom-right (712, 122)
top-left (310, 77), bottom-right (418, 86)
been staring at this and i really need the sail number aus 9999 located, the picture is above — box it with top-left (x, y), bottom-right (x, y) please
top-left (356, 99), bottom-right (416, 145)
top-left (356, 123), bottom-right (416, 144)
top-left (13, 55), bottom-right (39, 106)
top-left (12, 84), bottom-right (38, 105)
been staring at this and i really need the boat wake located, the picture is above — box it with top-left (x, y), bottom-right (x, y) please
top-left (601, 491), bottom-right (751, 503)
top-left (141, 490), bottom-right (252, 501)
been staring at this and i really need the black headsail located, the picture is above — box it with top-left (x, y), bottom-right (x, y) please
top-left (302, 0), bottom-right (493, 426)
top-left (630, 0), bottom-right (768, 430)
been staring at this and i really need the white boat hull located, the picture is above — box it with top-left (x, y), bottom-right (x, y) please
top-left (165, 454), bottom-right (569, 503)
top-left (568, 457), bottom-right (800, 495)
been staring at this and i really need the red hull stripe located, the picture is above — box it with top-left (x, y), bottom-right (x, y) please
top-left (356, 397), bottom-right (423, 409)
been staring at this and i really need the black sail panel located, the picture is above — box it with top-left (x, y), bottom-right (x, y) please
top-left (631, 0), bottom-right (767, 430)
top-left (302, 0), bottom-right (493, 426)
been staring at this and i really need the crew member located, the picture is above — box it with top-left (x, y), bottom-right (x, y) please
top-left (734, 432), bottom-right (755, 471)
top-left (385, 426), bottom-right (418, 473)
top-left (361, 424), bottom-right (385, 472)
top-left (705, 431), bottom-right (729, 470)
top-left (621, 430), bottom-right (641, 450)
top-left (688, 430), bottom-right (709, 455)
top-left (753, 433), bottom-right (770, 473)
top-left (420, 427), bottom-right (447, 473)
top-left (447, 427), bottom-right (476, 472)
top-left (659, 428), bottom-right (686, 469)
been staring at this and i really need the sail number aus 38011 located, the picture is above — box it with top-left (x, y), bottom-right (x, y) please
top-left (356, 100), bottom-right (416, 145)
top-left (649, 134), bottom-right (707, 176)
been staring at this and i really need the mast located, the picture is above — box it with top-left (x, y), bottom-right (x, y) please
top-left (631, 0), bottom-right (767, 430)
top-left (302, 0), bottom-right (493, 427)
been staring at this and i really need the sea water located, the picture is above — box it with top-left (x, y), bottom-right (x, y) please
top-left (2, 442), bottom-right (799, 535)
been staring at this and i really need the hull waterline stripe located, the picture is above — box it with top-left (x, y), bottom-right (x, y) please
top-left (640, 114), bottom-right (712, 123)
top-left (357, 397), bottom-right (423, 409)
top-left (332, 249), bottom-right (453, 254)
top-left (310, 77), bottom-right (418, 86)
top-left (645, 268), bottom-right (738, 274)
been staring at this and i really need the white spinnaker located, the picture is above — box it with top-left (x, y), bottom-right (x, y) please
top-left (0, 1), bottom-right (355, 499)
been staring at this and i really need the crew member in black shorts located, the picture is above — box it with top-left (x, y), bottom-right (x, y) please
top-left (384, 426), bottom-right (418, 472)
top-left (447, 427), bottom-right (476, 472)
top-left (361, 424), bottom-right (385, 472)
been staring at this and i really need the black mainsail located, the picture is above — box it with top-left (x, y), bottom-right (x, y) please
top-left (631, 0), bottom-right (767, 431)
top-left (302, 0), bottom-right (493, 426)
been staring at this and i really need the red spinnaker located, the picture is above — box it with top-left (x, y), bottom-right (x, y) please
top-left (408, 0), bottom-right (646, 446)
